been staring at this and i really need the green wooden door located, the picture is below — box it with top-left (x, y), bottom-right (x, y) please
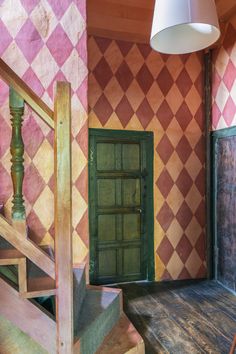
top-left (89, 129), bottom-right (154, 285)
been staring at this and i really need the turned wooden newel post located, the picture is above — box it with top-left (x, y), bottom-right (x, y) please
top-left (9, 88), bottom-right (25, 220)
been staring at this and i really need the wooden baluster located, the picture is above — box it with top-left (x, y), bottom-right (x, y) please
top-left (9, 88), bottom-right (25, 221)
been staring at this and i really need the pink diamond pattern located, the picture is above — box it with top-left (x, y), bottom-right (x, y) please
top-left (0, 0), bottom-right (88, 265)
top-left (15, 19), bottom-right (43, 64)
top-left (22, 115), bottom-right (44, 159)
top-left (0, 8), bottom-right (206, 280)
top-left (46, 24), bottom-right (73, 67)
top-left (21, 0), bottom-right (40, 14)
top-left (46, 0), bottom-right (71, 20)
top-left (213, 20), bottom-right (236, 130)
top-left (0, 20), bottom-right (12, 56)
top-left (0, 117), bottom-right (11, 158)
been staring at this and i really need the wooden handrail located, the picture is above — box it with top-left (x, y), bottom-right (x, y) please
top-left (0, 58), bottom-right (54, 129)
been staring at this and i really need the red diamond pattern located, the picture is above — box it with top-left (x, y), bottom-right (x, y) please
top-left (176, 102), bottom-right (193, 131)
top-left (157, 100), bottom-right (173, 130)
top-left (136, 64), bottom-right (153, 94)
top-left (115, 61), bottom-right (133, 91)
top-left (93, 58), bottom-right (113, 90)
top-left (156, 135), bottom-right (174, 164)
top-left (157, 236), bottom-right (174, 266)
top-left (94, 94), bottom-right (113, 126)
top-left (156, 168), bottom-right (174, 198)
top-left (157, 67), bottom-right (174, 96)
top-left (176, 201), bottom-right (193, 230)
top-left (176, 235), bottom-right (193, 263)
top-left (176, 168), bottom-right (193, 197)
top-left (115, 96), bottom-right (134, 127)
top-left (156, 202), bottom-right (174, 232)
top-left (136, 98), bottom-right (154, 129)
top-left (176, 136), bottom-right (192, 164)
top-left (176, 69), bottom-right (193, 97)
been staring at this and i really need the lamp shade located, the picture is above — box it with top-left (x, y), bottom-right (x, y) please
top-left (150, 0), bottom-right (220, 54)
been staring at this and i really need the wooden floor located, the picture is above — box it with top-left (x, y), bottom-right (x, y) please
top-left (118, 280), bottom-right (236, 354)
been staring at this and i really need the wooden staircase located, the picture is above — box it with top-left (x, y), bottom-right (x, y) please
top-left (0, 58), bottom-right (145, 354)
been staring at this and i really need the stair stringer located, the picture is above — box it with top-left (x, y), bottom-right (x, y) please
top-left (0, 276), bottom-right (56, 353)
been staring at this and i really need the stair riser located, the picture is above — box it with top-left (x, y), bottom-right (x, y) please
top-left (73, 266), bottom-right (86, 335)
top-left (78, 294), bottom-right (121, 354)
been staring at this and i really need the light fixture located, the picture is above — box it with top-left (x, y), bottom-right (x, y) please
top-left (150, 0), bottom-right (221, 54)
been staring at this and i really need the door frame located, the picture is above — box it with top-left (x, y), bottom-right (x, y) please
top-left (88, 128), bottom-right (155, 283)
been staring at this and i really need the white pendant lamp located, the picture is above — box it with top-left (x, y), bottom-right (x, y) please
top-left (150, 0), bottom-right (221, 54)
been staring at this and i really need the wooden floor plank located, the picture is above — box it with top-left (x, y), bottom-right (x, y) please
top-left (119, 281), bottom-right (236, 354)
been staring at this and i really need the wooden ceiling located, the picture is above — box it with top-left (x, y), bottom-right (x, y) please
top-left (87, 0), bottom-right (236, 44)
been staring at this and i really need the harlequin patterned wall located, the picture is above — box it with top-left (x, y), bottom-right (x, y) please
top-left (212, 15), bottom-right (236, 130)
top-left (0, 0), bottom-right (89, 264)
top-left (88, 36), bottom-right (207, 280)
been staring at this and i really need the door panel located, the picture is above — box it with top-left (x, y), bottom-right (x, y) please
top-left (89, 129), bottom-right (154, 284)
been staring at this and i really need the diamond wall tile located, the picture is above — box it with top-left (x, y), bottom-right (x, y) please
top-left (136, 64), bottom-right (153, 94)
top-left (46, 24), bottom-right (73, 67)
top-left (93, 57), bottom-right (113, 90)
top-left (15, 19), bottom-right (43, 64)
top-left (0, 0), bottom-right (88, 265)
top-left (136, 98), bottom-right (154, 129)
top-left (115, 61), bottom-right (133, 92)
top-left (213, 22), bottom-right (236, 130)
top-left (156, 135), bottom-right (174, 164)
top-left (115, 96), bottom-right (134, 128)
top-left (156, 67), bottom-right (174, 96)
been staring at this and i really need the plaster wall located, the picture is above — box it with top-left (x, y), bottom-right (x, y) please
top-left (212, 15), bottom-right (236, 130)
top-left (88, 36), bottom-right (207, 280)
top-left (0, 0), bottom-right (89, 264)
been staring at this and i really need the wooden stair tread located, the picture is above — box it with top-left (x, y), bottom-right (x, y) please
top-left (95, 313), bottom-right (145, 354)
top-left (0, 249), bottom-right (24, 265)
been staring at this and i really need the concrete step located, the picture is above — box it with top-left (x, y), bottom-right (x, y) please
top-left (74, 287), bottom-right (122, 354)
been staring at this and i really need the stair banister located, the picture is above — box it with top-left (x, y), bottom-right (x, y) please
top-left (0, 58), bottom-right (54, 128)
top-left (0, 58), bottom-right (74, 352)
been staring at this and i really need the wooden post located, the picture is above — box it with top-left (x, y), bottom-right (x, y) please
top-left (54, 82), bottom-right (73, 353)
top-left (9, 88), bottom-right (25, 220)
